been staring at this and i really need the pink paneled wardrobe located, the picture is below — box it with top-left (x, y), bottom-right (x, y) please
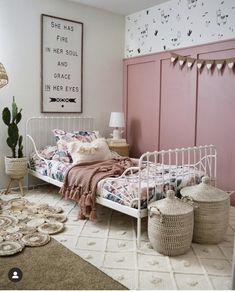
top-left (123, 39), bottom-right (235, 192)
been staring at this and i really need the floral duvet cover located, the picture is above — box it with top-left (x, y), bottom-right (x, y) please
top-left (29, 152), bottom-right (70, 182)
top-left (29, 152), bottom-right (203, 209)
top-left (97, 163), bottom-right (203, 209)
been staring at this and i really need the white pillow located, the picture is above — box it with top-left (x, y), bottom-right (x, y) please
top-left (67, 138), bottom-right (112, 164)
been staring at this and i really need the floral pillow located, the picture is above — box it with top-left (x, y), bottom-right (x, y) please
top-left (52, 129), bottom-right (100, 163)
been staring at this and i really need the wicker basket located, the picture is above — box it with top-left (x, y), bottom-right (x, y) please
top-left (5, 157), bottom-right (28, 179)
top-left (180, 176), bottom-right (230, 244)
top-left (148, 190), bottom-right (194, 256)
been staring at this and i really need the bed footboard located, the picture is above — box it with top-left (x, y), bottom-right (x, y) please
top-left (101, 144), bottom-right (217, 247)
top-left (139, 144), bottom-right (217, 196)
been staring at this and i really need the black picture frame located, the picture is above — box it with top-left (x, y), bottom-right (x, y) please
top-left (41, 14), bottom-right (83, 113)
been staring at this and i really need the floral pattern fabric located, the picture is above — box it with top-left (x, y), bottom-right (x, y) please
top-left (29, 151), bottom-right (69, 182)
top-left (29, 149), bottom-right (203, 209)
top-left (98, 164), bottom-right (203, 209)
top-left (52, 129), bottom-right (100, 163)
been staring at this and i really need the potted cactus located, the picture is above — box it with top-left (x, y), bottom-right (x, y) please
top-left (2, 97), bottom-right (27, 183)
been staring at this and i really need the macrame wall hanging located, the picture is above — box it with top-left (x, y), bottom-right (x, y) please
top-left (170, 53), bottom-right (235, 72)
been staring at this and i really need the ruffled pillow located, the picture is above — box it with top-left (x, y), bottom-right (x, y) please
top-left (67, 138), bottom-right (112, 164)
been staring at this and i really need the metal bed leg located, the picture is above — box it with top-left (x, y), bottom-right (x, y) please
top-left (137, 217), bottom-right (141, 248)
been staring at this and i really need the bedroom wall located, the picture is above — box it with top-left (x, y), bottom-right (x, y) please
top-left (125, 0), bottom-right (235, 58)
top-left (123, 39), bottom-right (235, 191)
top-left (0, 0), bottom-right (125, 189)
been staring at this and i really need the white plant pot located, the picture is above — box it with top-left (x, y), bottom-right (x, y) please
top-left (5, 157), bottom-right (28, 180)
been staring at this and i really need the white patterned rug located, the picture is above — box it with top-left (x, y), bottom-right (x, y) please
top-left (1, 186), bottom-right (234, 290)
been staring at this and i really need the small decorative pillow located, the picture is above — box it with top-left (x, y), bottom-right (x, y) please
top-left (53, 129), bottom-right (93, 143)
top-left (53, 129), bottom-right (100, 143)
top-left (73, 130), bottom-right (100, 141)
top-left (67, 138), bottom-right (112, 164)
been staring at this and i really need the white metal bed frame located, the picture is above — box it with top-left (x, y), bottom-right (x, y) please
top-left (26, 117), bottom-right (217, 247)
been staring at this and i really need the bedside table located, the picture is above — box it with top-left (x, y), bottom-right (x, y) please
top-left (108, 144), bottom-right (129, 157)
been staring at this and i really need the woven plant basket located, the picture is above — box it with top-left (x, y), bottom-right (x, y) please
top-left (148, 190), bottom-right (194, 256)
top-left (181, 176), bottom-right (230, 244)
top-left (5, 157), bottom-right (28, 179)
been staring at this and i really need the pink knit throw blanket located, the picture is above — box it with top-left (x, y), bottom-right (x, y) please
top-left (59, 158), bottom-right (135, 220)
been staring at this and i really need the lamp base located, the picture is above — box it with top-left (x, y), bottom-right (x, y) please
top-left (112, 129), bottom-right (122, 140)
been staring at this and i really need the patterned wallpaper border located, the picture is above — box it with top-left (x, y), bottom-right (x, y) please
top-left (125, 0), bottom-right (235, 58)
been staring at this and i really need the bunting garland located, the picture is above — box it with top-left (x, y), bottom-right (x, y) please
top-left (197, 59), bottom-right (204, 70)
top-left (227, 59), bottom-right (235, 69)
top-left (170, 53), bottom-right (235, 72)
top-left (178, 56), bottom-right (186, 67)
top-left (170, 53), bottom-right (178, 63)
top-left (187, 57), bottom-right (195, 68)
top-left (206, 60), bottom-right (214, 71)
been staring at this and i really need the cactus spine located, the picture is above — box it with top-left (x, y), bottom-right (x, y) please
top-left (2, 96), bottom-right (23, 158)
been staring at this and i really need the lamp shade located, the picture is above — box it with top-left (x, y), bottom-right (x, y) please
top-left (109, 112), bottom-right (125, 128)
top-left (0, 63), bottom-right (8, 88)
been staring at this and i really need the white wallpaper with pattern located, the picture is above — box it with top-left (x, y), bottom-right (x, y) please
top-left (125, 0), bottom-right (235, 58)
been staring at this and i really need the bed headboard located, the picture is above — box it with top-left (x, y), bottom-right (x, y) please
top-left (26, 116), bottom-right (94, 155)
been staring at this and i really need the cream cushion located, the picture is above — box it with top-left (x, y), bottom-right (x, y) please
top-left (67, 138), bottom-right (112, 164)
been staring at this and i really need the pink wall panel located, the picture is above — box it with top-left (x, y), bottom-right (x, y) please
top-left (124, 39), bottom-right (235, 190)
top-left (126, 60), bottom-right (160, 157)
top-left (196, 49), bottom-right (235, 191)
top-left (159, 58), bottom-right (197, 150)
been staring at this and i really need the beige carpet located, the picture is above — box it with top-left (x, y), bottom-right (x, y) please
top-left (0, 238), bottom-right (126, 290)
top-left (1, 188), bottom-right (234, 289)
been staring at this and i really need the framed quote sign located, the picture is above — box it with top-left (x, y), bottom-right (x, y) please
top-left (41, 14), bottom-right (83, 113)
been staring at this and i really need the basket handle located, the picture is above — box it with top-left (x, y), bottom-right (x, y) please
top-left (181, 195), bottom-right (198, 209)
top-left (227, 190), bottom-right (235, 197)
top-left (149, 206), bottom-right (164, 223)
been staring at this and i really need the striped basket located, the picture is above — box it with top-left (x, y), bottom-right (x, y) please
top-left (181, 176), bottom-right (230, 244)
top-left (148, 190), bottom-right (194, 256)
top-left (192, 200), bottom-right (230, 243)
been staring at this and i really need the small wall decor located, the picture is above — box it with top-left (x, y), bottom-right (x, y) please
top-left (41, 14), bottom-right (83, 113)
top-left (170, 52), bottom-right (235, 72)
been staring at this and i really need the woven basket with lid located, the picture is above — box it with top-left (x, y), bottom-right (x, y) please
top-left (148, 190), bottom-right (194, 256)
top-left (180, 176), bottom-right (230, 244)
